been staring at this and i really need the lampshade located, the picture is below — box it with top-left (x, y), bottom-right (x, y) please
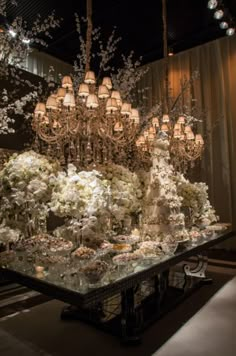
top-left (187, 132), bottom-right (195, 140)
top-left (46, 95), bottom-right (58, 110)
top-left (152, 117), bottom-right (159, 127)
top-left (102, 77), bottom-right (112, 90)
top-left (195, 134), bottom-right (204, 145)
top-left (177, 115), bottom-right (185, 124)
top-left (161, 124), bottom-right (169, 132)
top-left (173, 130), bottom-right (181, 138)
top-left (162, 114), bottom-right (170, 123)
top-left (57, 88), bottom-right (66, 101)
top-left (174, 123), bottom-right (181, 131)
top-left (114, 121), bottom-right (123, 132)
top-left (121, 102), bottom-right (131, 116)
top-left (148, 133), bottom-right (155, 142)
top-left (62, 76), bottom-right (73, 89)
top-left (78, 83), bottom-right (90, 97)
top-left (149, 126), bottom-right (156, 134)
top-left (131, 109), bottom-right (140, 123)
top-left (139, 135), bottom-right (145, 144)
top-left (106, 98), bottom-right (118, 113)
top-left (184, 125), bottom-right (192, 134)
top-left (84, 71), bottom-right (96, 84)
top-left (63, 93), bottom-right (76, 108)
top-left (86, 94), bottom-right (99, 109)
top-left (98, 85), bottom-right (110, 99)
top-left (111, 91), bottom-right (122, 106)
top-left (34, 102), bottom-right (46, 116)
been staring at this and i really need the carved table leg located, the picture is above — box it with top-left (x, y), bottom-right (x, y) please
top-left (183, 252), bottom-right (210, 290)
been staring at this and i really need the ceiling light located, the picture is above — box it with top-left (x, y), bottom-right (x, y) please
top-left (8, 29), bottom-right (16, 37)
top-left (214, 10), bottom-right (224, 20)
top-left (207, 0), bottom-right (218, 10)
top-left (226, 27), bottom-right (235, 36)
top-left (22, 38), bottom-right (30, 44)
top-left (219, 21), bottom-right (228, 29)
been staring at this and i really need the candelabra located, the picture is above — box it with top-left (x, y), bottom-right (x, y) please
top-left (32, 72), bottom-right (140, 167)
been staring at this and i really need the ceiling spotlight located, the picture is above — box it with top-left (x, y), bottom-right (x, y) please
top-left (8, 29), bottom-right (16, 37)
top-left (214, 9), bottom-right (224, 20)
top-left (226, 27), bottom-right (235, 36)
top-left (208, 0), bottom-right (218, 10)
top-left (22, 38), bottom-right (30, 44)
top-left (168, 47), bottom-right (174, 56)
top-left (219, 21), bottom-right (228, 29)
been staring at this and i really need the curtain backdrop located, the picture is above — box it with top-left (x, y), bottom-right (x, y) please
top-left (137, 35), bottom-right (236, 249)
top-left (24, 50), bottom-right (72, 81)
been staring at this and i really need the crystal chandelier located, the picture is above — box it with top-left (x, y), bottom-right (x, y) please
top-left (136, 0), bottom-right (204, 172)
top-left (32, 0), bottom-right (140, 168)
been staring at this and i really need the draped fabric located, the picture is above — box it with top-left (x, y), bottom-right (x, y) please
top-left (24, 50), bottom-right (73, 81)
top-left (137, 35), bottom-right (236, 249)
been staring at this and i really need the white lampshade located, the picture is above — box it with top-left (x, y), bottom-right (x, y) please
top-left (148, 133), bottom-right (155, 142)
top-left (139, 135), bottom-right (145, 144)
top-left (161, 124), bottom-right (169, 132)
top-left (187, 132), bottom-right (195, 140)
top-left (131, 109), bottom-right (140, 123)
top-left (56, 88), bottom-right (66, 101)
top-left (152, 117), bottom-right (159, 127)
top-left (114, 121), bottom-right (123, 132)
top-left (111, 91), bottom-right (122, 106)
top-left (62, 76), bottom-right (73, 89)
top-left (162, 114), bottom-right (170, 123)
top-left (84, 71), bottom-right (96, 84)
top-left (34, 102), bottom-right (46, 116)
top-left (121, 102), bottom-right (131, 116)
top-left (78, 83), bottom-right (90, 97)
top-left (46, 95), bottom-right (58, 110)
top-left (177, 115), bottom-right (185, 124)
top-left (173, 130), bottom-right (181, 138)
top-left (184, 125), bottom-right (192, 134)
top-left (149, 126), bottom-right (156, 134)
top-left (195, 134), bottom-right (204, 145)
top-left (174, 123), bottom-right (181, 131)
top-left (102, 77), bottom-right (112, 90)
top-left (106, 98), bottom-right (118, 113)
top-left (98, 85), bottom-right (110, 99)
top-left (86, 94), bottom-right (99, 109)
top-left (63, 92), bottom-right (76, 108)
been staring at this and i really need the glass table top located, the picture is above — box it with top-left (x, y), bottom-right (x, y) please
top-left (0, 225), bottom-right (232, 297)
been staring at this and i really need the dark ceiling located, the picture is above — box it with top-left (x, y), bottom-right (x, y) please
top-left (5, 0), bottom-right (236, 67)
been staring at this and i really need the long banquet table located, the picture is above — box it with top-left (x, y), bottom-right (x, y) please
top-left (0, 226), bottom-right (234, 343)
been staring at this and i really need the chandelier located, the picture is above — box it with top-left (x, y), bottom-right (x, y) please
top-left (136, 0), bottom-right (204, 172)
top-left (32, 0), bottom-right (140, 168)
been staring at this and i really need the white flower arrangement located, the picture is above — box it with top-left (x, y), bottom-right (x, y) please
top-left (175, 173), bottom-right (218, 226)
top-left (0, 150), bottom-right (57, 236)
top-left (50, 164), bottom-right (108, 219)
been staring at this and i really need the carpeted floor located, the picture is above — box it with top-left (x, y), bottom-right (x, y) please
top-left (0, 256), bottom-right (235, 356)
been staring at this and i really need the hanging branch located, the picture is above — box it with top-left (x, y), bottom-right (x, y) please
top-left (85, 0), bottom-right (93, 72)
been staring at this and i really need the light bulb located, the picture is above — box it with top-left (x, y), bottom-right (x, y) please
top-left (207, 0), bottom-right (218, 10)
top-left (219, 21), bottom-right (228, 29)
top-left (226, 27), bottom-right (235, 36)
top-left (214, 10), bottom-right (224, 20)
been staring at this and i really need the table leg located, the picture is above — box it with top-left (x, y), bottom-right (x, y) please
top-left (183, 252), bottom-right (210, 290)
top-left (121, 287), bottom-right (142, 345)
